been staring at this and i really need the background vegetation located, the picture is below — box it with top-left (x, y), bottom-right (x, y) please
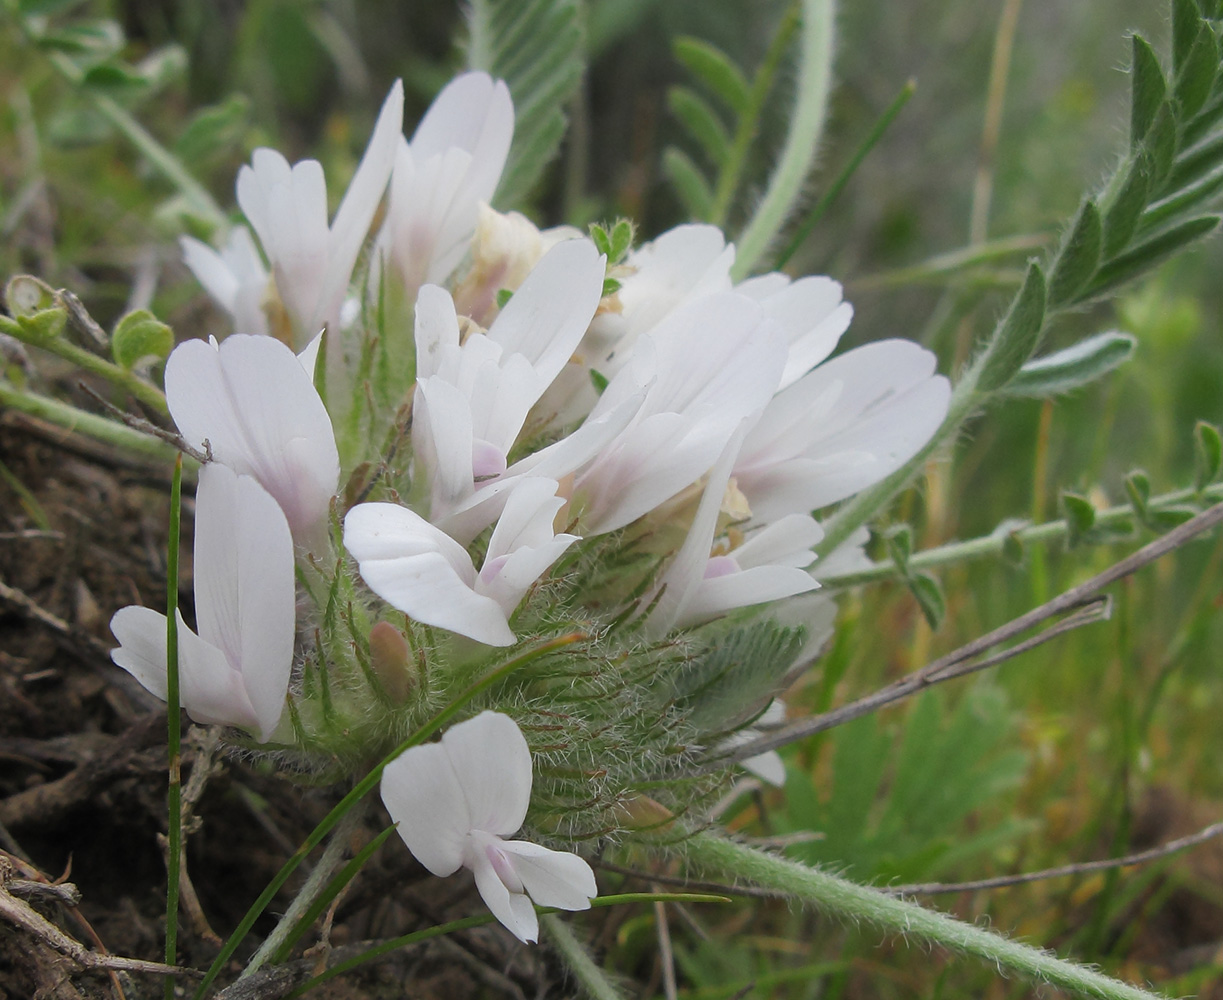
top-left (2, 0), bottom-right (1222, 997)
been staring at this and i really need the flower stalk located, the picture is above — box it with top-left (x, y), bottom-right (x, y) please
top-left (682, 833), bottom-right (1168, 1000)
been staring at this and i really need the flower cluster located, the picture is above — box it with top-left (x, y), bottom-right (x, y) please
top-left (109, 73), bottom-right (949, 939)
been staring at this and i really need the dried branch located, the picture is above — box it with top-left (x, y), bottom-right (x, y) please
top-left (0, 882), bottom-right (200, 978)
top-left (727, 500), bottom-right (1223, 762)
top-left (890, 819), bottom-right (1223, 895)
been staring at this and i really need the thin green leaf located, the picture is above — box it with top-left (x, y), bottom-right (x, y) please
top-left (732, 0), bottom-right (835, 278)
top-left (674, 36), bottom-right (751, 116)
top-left (1061, 492), bottom-right (1097, 549)
top-left (1164, 132), bottom-right (1223, 197)
top-left (775, 78), bottom-right (915, 268)
top-left (468, 0), bottom-right (585, 208)
top-left (1102, 155), bottom-right (1151, 257)
top-left (1194, 421), bottom-right (1222, 491)
top-left (1130, 35), bottom-right (1166, 148)
top-left (174, 95), bottom-right (251, 162)
top-left (1139, 165), bottom-right (1223, 235)
top-left (662, 146), bottom-right (714, 219)
top-left (1173, 0), bottom-right (1205, 77)
top-left (1046, 200), bottom-right (1101, 308)
top-left (1175, 26), bottom-right (1217, 119)
top-left (1084, 214), bottom-right (1221, 299)
top-left (34, 19), bottom-right (124, 58)
top-left (1125, 469), bottom-right (1152, 518)
top-left (1000, 332), bottom-right (1137, 399)
top-left (908, 573), bottom-right (946, 630)
top-left (1144, 102), bottom-right (1178, 190)
top-left (978, 262), bottom-right (1047, 392)
top-left (668, 86), bottom-right (732, 167)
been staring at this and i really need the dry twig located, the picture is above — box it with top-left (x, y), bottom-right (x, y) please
top-left (729, 500), bottom-right (1223, 762)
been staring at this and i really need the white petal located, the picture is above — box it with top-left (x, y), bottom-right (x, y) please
top-left (678, 564), bottom-right (819, 627)
top-left (191, 464), bottom-right (295, 741)
top-left (478, 478), bottom-right (577, 615)
top-left (109, 605), bottom-right (171, 702)
top-left (343, 502), bottom-right (515, 645)
top-left (165, 334), bottom-right (339, 543)
top-left (414, 284), bottom-right (462, 381)
top-left (317, 79), bottom-right (403, 331)
top-left (741, 750), bottom-right (786, 787)
top-left (487, 239), bottom-right (605, 390)
top-left (175, 616), bottom-right (262, 735)
top-left (110, 605), bottom-right (264, 737)
top-left (297, 329), bottom-right (324, 381)
top-left (441, 711), bottom-right (533, 836)
top-left (738, 340), bottom-right (950, 521)
top-left (381, 741), bottom-right (469, 876)
top-left (411, 73), bottom-right (514, 179)
top-left (733, 514), bottom-right (823, 569)
top-left (180, 236), bottom-right (239, 312)
top-left (470, 846), bottom-right (539, 943)
top-left (649, 424), bottom-right (747, 635)
top-left (413, 377), bottom-right (476, 517)
top-left (500, 840), bottom-right (597, 910)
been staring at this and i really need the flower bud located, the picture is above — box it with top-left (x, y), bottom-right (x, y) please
top-left (368, 621), bottom-right (418, 704)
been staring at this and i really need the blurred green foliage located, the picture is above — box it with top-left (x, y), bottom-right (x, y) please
top-left (3, 0), bottom-right (1223, 996)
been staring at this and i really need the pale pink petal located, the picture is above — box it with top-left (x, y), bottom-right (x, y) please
top-left (501, 840), bottom-right (597, 910)
top-left (191, 465), bottom-right (294, 741)
top-left (649, 425), bottom-right (747, 635)
top-left (109, 605), bottom-right (171, 702)
top-left (381, 741), bottom-right (469, 876)
top-left (165, 335), bottom-right (339, 544)
top-left (343, 502), bottom-right (515, 646)
top-left (487, 239), bottom-right (605, 388)
top-left (413, 377), bottom-right (476, 516)
top-left (441, 711), bottom-right (532, 836)
top-left (470, 846), bottom-right (539, 943)
top-left (732, 514), bottom-right (823, 569)
top-left (414, 284), bottom-right (462, 381)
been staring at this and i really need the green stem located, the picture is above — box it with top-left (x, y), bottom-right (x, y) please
top-left (192, 631), bottom-right (586, 1000)
top-left (243, 799), bottom-right (370, 978)
top-left (164, 455), bottom-right (183, 999)
top-left (89, 92), bottom-right (227, 231)
top-left (22, 333), bottom-right (168, 414)
top-left (732, 0), bottom-right (836, 279)
top-left (774, 78), bottom-right (916, 270)
top-left (708, 1), bottom-right (801, 228)
top-left (684, 834), bottom-right (1169, 1000)
top-left (38, 45), bottom-right (226, 232)
top-left (0, 381), bottom-right (182, 465)
top-left (542, 913), bottom-right (627, 1000)
top-left (818, 482), bottom-right (1223, 590)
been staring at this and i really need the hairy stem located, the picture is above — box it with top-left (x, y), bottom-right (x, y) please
top-left (542, 914), bottom-right (628, 1000)
top-left (732, 0), bottom-right (836, 278)
top-left (683, 834), bottom-right (1168, 1000)
top-left (819, 482), bottom-right (1223, 590)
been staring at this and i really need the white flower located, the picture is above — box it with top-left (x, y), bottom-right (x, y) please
top-left (718, 701), bottom-right (788, 786)
top-left (380, 711), bottom-right (597, 943)
top-left (109, 464), bottom-right (294, 742)
top-left (412, 239), bottom-right (605, 522)
top-left (236, 79), bottom-right (404, 346)
top-left (164, 334), bottom-right (339, 552)
top-left (649, 427), bottom-right (820, 635)
top-left (179, 226), bottom-right (270, 337)
top-left (572, 291), bottom-right (788, 535)
top-left (381, 72), bottom-right (514, 299)
top-left (735, 339), bottom-right (951, 524)
top-left (343, 478), bottom-right (578, 646)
